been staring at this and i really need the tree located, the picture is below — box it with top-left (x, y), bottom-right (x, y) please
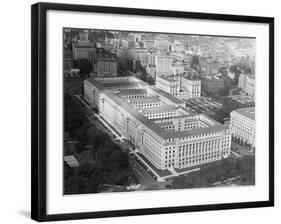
top-left (73, 125), bottom-right (89, 142)
top-left (64, 162), bottom-right (75, 179)
top-left (108, 150), bottom-right (129, 170)
top-left (73, 58), bottom-right (93, 75)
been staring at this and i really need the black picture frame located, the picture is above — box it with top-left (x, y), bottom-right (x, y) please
top-left (31, 2), bottom-right (274, 222)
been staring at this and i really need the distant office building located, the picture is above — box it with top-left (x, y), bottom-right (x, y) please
top-left (199, 57), bottom-right (220, 74)
top-left (156, 76), bottom-right (181, 97)
top-left (156, 75), bottom-right (201, 100)
top-left (72, 32), bottom-right (96, 62)
top-left (97, 55), bottom-right (117, 77)
top-left (181, 77), bottom-right (201, 98)
top-left (201, 75), bottom-right (225, 95)
top-left (145, 64), bottom-right (156, 79)
top-left (250, 61), bottom-right (255, 74)
top-left (121, 39), bottom-right (130, 48)
top-left (230, 107), bottom-right (255, 147)
top-left (155, 55), bottom-right (173, 76)
top-left (133, 48), bottom-right (149, 66)
top-left (147, 51), bottom-right (157, 65)
top-left (170, 41), bottom-right (184, 52)
top-left (63, 50), bottom-right (72, 75)
top-left (143, 40), bottom-right (155, 49)
top-left (155, 39), bottom-right (170, 52)
top-left (78, 32), bottom-right (89, 43)
top-left (121, 39), bottom-right (135, 49)
top-left (238, 74), bottom-right (255, 97)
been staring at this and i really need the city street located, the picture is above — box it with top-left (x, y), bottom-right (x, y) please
top-left (231, 141), bottom-right (254, 157)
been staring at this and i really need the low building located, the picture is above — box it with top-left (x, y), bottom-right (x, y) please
top-left (84, 76), bottom-right (231, 173)
top-left (229, 107), bottom-right (255, 147)
top-left (145, 64), bottom-right (156, 79)
top-left (172, 64), bottom-right (185, 75)
top-left (155, 76), bottom-right (181, 97)
top-left (155, 38), bottom-right (170, 52)
top-left (156, 75), bottom-right (201, 100)
top-left (181, 77), bottom-right (201, 98)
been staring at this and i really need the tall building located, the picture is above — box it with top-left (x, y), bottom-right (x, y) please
top-left (126, 48), bottom-right (149, 66)
top-left (121, 39), bottom-right (135, 49)
top-left (145, 64), bottom-right (156, 79)
top-left (143, 40), bottom-right (155, 49)
top-left (156, 75), bottom-right (201, 100)
top-left (72, 32), bottom-right (96, 62)
top-left (181, 77), bottom-right (201, 98)
top-left (63, 49), bottom-right (72, 76)
top-left (131, 33), bottom-right (142, 42)
top-left (201, 75), bottom-right (225, 95)
top-left (155, 55), bottom-right (173, 76)
top-left (97, 55), bottom-right (117, 77)
top-left (78, 32), bottom-right (89, 43)
top-left (84, 76), bottom-right (231, 174)
top-left (229, 107), bottom-right (255, 147)
top-left (155, 76), bottom-right (181, 97)
top-left (155, 38), bottom-right (170, 52)
top-left (238, 73), bottom-right (247, 90)
top-left (170, 41), bottom-right (184, 52)
top-left (199, 57), bottom-right (220, 74)
top-left (245, 75), bottom-right (255, 97)
top-left (238, 74), bottom-right (255, 97)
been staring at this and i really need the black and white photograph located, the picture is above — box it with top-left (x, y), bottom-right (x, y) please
top-left (30, 2), bottom-right (274, 221)
top-left (63, 28), bottom-right (256, 195)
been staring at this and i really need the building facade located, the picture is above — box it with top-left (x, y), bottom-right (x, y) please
top-left (238, 74), bottom-right (255, 97)
top-left (155, 55), bottom-right (173, 76)
top-left (181, 77), bottom-right (201, 98)
top-left (229, 107), bottom-right (255, 147)
top-left (199, 57), bottom-right (220, 74)
top-left (201, 76), bottom-right (225, 95)
top-left (97, 56), bottom-right (117, 77)
top-left (72, 32), bottom-right (96, 62)
top-left (84, 76), bottom-right (231, 173)
top-left (155, 76), bottom-right (181, 97)
top-left (155, 39), bottom-right (170, 52)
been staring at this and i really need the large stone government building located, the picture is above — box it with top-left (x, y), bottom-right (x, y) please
top-left (84, 76), bottom-right (231, 171)
top-left (230, 107), bottom-right (255, 147)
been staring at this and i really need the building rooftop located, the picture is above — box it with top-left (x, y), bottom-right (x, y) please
top-left (85, 77), bottom-right (227, 140)
top-left (140, 104), bottom-right (177, 114)
top-left (128, 96), bottom-right (160, 104)
top-left (149, 86), bottom-right (185, 105)
top-left (234, 107), bottom-right (255, 120)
